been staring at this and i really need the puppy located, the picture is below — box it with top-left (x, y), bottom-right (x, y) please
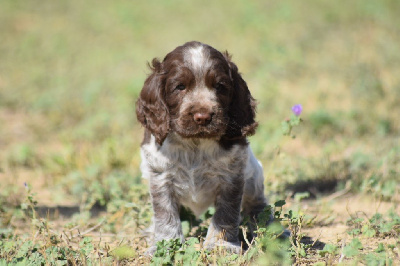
top-left (136, 41), bottom-right (268, 254)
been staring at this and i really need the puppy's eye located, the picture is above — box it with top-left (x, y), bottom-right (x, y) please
top-left (175, 84), bottom-right (186, 91)
top-left (215, 82), bottom-right (225, 91)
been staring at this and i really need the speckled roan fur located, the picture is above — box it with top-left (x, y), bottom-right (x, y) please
top-left (136, 41), bottom-right (268, 254)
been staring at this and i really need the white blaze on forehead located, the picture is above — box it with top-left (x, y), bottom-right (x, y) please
top-left (181, 44), bottom-right (217, 112)
top-left (189, 46), bottom-right (204, 67)
top-left (187, 45), bottom-right (210, 70)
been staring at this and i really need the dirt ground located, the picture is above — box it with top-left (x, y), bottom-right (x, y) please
top-left (292, 193), bottom-right (400, 263)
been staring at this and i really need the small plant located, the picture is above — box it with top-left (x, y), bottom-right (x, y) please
top-left (282, 104), bottom-right (303, 138)
top-left (347, 211), bottom-right (400, 239)
top-left (341, 238), bottom-right (363, 259)
top-left (318, 243), bottom-right (339, 257)
top-left (287, 212), bottom-right (312, 260)
top-left (21, 182), bottom-right (38, 221)
top-left (151, 237), bottom-right (203, 265)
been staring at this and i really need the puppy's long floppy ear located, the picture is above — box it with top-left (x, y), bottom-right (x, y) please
top-left (136, 58), bottom-right (170, 145)
top-left (224, 52), bottom-right (258, 139)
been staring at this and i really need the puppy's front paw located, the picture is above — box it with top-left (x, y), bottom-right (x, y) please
top-left (203, 239), bottom-right (242, 254)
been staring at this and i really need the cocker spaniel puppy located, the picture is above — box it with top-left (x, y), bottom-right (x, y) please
top-left (136, 41), bottom-right (268, 254)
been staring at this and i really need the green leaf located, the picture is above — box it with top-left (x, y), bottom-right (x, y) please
top-left (379, 222), bottom-right (394, 234)
top-left (257, 206), bottom-right (273, 225)
top-left (343, 238), bottom-right (363, 258)
top-left (79, 237), bottom-right (94, 256)
top-left (343, 245), bottom-right (359, 257)
top-left (318, 244), bottom-right (338, 257)
top-left (361, 224), bottom-right (376, 237)
top-left (300, 248), bottom-right (307, 257)
top-left (347, 228), bottom-right (360, 236)
top-left (274, 200), bottom-right (286, 208)
top-left (350, 238), bottom-right (363, 250)
top-left (381, 180), bottom-right (396, 197)
top-left (375, 243), bottom-right (385, 253)
top-left (370, 213), bottom-right (382, 224)
top-left (364, 252), bottom-right (391, 265)
top-left (289, 114), bottom-right (301, 126)
top-left (281, 121), bottom-right (291, 136)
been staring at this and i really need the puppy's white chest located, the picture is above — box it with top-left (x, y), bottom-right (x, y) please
top-left (141, 134), bottom-right (247, 216)
top-left (172, 152), bottom-right (228, 213)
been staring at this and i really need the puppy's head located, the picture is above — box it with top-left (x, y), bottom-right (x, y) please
top-left (136, 41), bottom-right (258, 145)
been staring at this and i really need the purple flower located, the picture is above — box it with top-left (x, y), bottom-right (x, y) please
top-left (292, 104), bottom-right (303, 116)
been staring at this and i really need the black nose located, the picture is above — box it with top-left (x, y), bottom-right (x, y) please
top-left (193, 112), bottom-right (212, 125)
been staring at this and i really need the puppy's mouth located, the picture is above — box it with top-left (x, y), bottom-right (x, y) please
top-left (175, 126), bottom-right (225, 139)
top-left (172, 117), bottom-right (227, 139)
top-left (186, 130), bottom-right (221, 139)
top-left (170, 106), bottom-right (228, 139)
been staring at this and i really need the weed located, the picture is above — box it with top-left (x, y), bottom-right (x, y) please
top-left (282, 104), bottom-right (303, 138)
top-left (341, 238), bottom-right (363, 258)
top-left (347, 210), bottom-right (400, 239)
top-left (318, 243), bottom-right (338, 257)
top-left (151, 238), bottom-right (203, 265)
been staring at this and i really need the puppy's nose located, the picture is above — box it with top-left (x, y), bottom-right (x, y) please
top-left (193, 112), bottom-right (212, 125)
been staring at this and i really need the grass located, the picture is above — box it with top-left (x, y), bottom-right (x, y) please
top-left (1, 0), bottom-right (400, 264)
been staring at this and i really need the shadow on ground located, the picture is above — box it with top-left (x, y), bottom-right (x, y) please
top-left (300, 236), bottom-right (325, 250)
top-left (284, 159), bottom-right (351, 198)
top-left (285, 178), bottom-right (341, 198)
top-left (35, 202), bottom-right (106, 219)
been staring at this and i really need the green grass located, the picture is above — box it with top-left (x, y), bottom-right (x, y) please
top-left (1, 0), bottom-right (400, 264)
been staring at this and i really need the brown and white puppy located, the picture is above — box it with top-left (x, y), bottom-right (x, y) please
top-left (136, 41), bottom-right (268, 254)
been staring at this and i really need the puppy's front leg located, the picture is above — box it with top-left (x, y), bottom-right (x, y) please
top-left (147, 179), bottom-right (183, 255)
top-left (204, 177), bottom-right (244, 253)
